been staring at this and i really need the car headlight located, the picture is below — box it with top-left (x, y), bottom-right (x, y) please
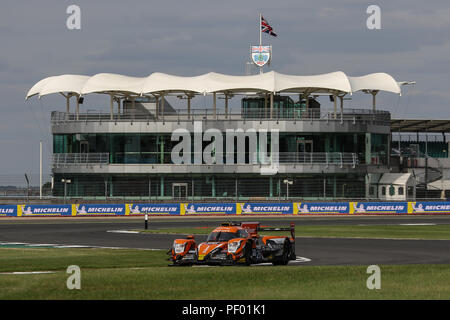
top-left (228, 240), bottom-right (242, 253)
top-left (173, 242), bottom-right (186, 254)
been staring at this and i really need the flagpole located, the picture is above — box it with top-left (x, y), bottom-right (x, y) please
top-left (259, 12), bottom-right (263, 74)
top-left (259, 12), bottom-right (262, 47)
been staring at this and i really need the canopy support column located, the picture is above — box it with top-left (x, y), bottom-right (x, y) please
top-left (333, 94), bottom-right (337, 119)
top-left (213, 92), bottom-right (217, 119)
top-left (110, 94), bottom-right (114, 120)
top-left (155, 96), bottom-right (159, 119)
top-left (339, 95), bottom-right (344, 119)
top-left (76, 95), bottom-right (80, 120)
top-left (225, 94), bottom-right (229, 119)
top-left (65, 95), bottom-right (70, 120)
top-left (371, 90), bottom-right (379, 112)
top-left (270, 92), bottom-right (274, 119)
top-left (264, 94), bottom-right (268, 118)
top-left (131, 96), bottom-right (136, 120)
top-left (187, 95), bottom-right (191, 119)
top-left (161, 93), bottom-right (165, 121)
top-left (304, 94), bottom-right (310, 117)
top-left (117, 97), bottom-right (121, 119)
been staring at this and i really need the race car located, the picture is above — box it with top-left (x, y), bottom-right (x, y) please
top-left (168, 222), bottom-right (296, 266)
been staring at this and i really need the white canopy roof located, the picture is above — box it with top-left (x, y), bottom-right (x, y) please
top-left (348, 73), bottom-right (401, 95)
top-left (26, 70), bottom-right (403, 99)
top-left (81, 73), bottom-right (147, 95)
top-left (26, 74), bottom-right (90, 98)
top-left (379, 173), bottom-right (412, 185)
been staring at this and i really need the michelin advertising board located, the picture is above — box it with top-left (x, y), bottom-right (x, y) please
top-left (0, 205), bottom-right (18, 217)
top-left (237, 203), bottom-right (293, 214)
top-left (73, 204), bottom-right (126, 216)
top-left (1, 201), bottom-right (450, 217)
top-left (18, 205), bottom-right (72, 216)
top-left (408, 201), bottom-right (450, 214)
top-left (349, 202), bottom-right (407, 214)
top-left (127, 203), bottom-right (180, 215)
top-left (181, 203), bottom-right (236, 215)
top-left (294, 202), bottom-right (349, 214)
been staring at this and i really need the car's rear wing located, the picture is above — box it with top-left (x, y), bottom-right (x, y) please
top-left (258, 222), bottom-right (295, 241)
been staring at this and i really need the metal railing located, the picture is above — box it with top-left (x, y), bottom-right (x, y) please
top-left (52, 152), bottom-right (360, 167)
top-left (279, 152), bottom-right (359, 167)
top-left (51, 107), bottom-right (390, 124)
top-left (53, 153), bottom-right (109, 166)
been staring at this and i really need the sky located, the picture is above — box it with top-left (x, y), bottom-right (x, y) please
top-left (0, 0), bottom-right (449, 184)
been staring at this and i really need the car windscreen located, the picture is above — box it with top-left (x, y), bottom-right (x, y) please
top-left (206, 231), bottom-right (239, 242)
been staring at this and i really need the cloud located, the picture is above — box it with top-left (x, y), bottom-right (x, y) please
top-left (0, 0), bottom-right (450, 173)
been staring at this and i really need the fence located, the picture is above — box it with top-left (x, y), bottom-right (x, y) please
top-left (51, 152), bottom-right (360, 167)
top-left (1, 201), bottom-right (449, 217)
top-left (50, 108), bottom-right (391, 124)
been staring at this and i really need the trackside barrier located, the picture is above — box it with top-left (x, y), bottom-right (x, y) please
top-left (128, 203), bottom-right (180, 215)
top-left (1, 202), bottom-right (450, 217)
top-left (180, 203), bottom-right (236, 215)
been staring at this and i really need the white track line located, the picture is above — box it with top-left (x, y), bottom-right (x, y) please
top-left (192, 256), bottom-right (312, 267)
top-left (0, 271), bottom-right (56, 275)
top-left (54, 245), bottom-right (91, 248)
top-left (0, 242), bottom-right (28, 245)
top-left (252, 256), bottom-right (312, 266)
top-left (107, 230), bottom-right (140, 234)
top-left (0, 241), bottom-right (161, 250)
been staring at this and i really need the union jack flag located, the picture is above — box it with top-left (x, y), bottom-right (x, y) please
top-left (261, 16), bottom-right (277, 37)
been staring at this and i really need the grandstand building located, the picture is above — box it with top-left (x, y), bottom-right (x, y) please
top-left (27, 71), bottom-right (447, 201)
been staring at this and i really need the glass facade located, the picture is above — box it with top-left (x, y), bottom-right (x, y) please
top-left (241, 96), bottom-right (321, 118)
top-left (53, 174), bottom-right (366, 200)
top-left (52, 122), bottom-right (389, 199)
top-left (371, 133), bottom-right (389, 165)
top-left (53, 132), bottom-right (379, 164)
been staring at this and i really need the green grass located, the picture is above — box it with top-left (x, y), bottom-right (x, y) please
top-left (0, 248), bottom-right (449, 299)
top-left (137, 224), bottom-right (450, 240)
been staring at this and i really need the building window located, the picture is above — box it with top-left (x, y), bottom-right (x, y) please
top-left (389, 185), bottom-right (395, 196)
top-left (398, 187), bottom-right (404, 195)
top-left (381, 186), bottom-right (386, 195)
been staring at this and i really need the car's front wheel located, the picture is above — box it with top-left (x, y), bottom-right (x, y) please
top-left (244, 242), bottom-right (253, 266)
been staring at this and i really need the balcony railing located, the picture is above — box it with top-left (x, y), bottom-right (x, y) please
top-left (52, 152), bottom-right (361, 167)
top-left (53, 153), bottom-right (109, 166)
top-left (278, 152), bottom-right (359, 167)
top-left (51, 108), bottom-right (390, 124)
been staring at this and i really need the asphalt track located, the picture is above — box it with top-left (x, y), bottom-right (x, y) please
top-left (0, 215), bottom-right (449, 266)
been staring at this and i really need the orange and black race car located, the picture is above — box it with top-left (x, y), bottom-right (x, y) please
top-left (168, 222), bottom-right (296, 266)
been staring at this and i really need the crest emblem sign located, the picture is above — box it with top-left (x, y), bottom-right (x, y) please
top-left (251, 45), bottom-right (271, 67)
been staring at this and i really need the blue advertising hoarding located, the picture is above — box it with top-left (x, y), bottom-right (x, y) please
top-left (238, 203), bottom-right (293, 214)
top-left (295, 202), bottom-right (350, 214)
top-left (74, 204), bottom-right (125, 215)
top-left (0, 205), bottom-right (18, 217)
top-left (350, 202), bottom-right (408, 214)
top-left (408, 201), bottom-right (450, 214)
top-left (1, 201), bottom-right (449, 218)
top-left (181, 203), bottom-right (236, 215)
top-left (127, 203), bottom-right (180, 215)
top-left (19, 204), bottom-right (72, 216)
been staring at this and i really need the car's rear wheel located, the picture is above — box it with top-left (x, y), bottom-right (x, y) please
top-left (272, 240), bottom-right (290, 266)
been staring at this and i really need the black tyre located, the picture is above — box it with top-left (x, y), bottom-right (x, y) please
top-left (272, 240), bottom-right (290, 266)
top-left (244, 242), bottom-right (252, 266)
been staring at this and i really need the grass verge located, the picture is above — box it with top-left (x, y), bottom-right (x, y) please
top-left (0, 248), bottom-right (449, 299)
